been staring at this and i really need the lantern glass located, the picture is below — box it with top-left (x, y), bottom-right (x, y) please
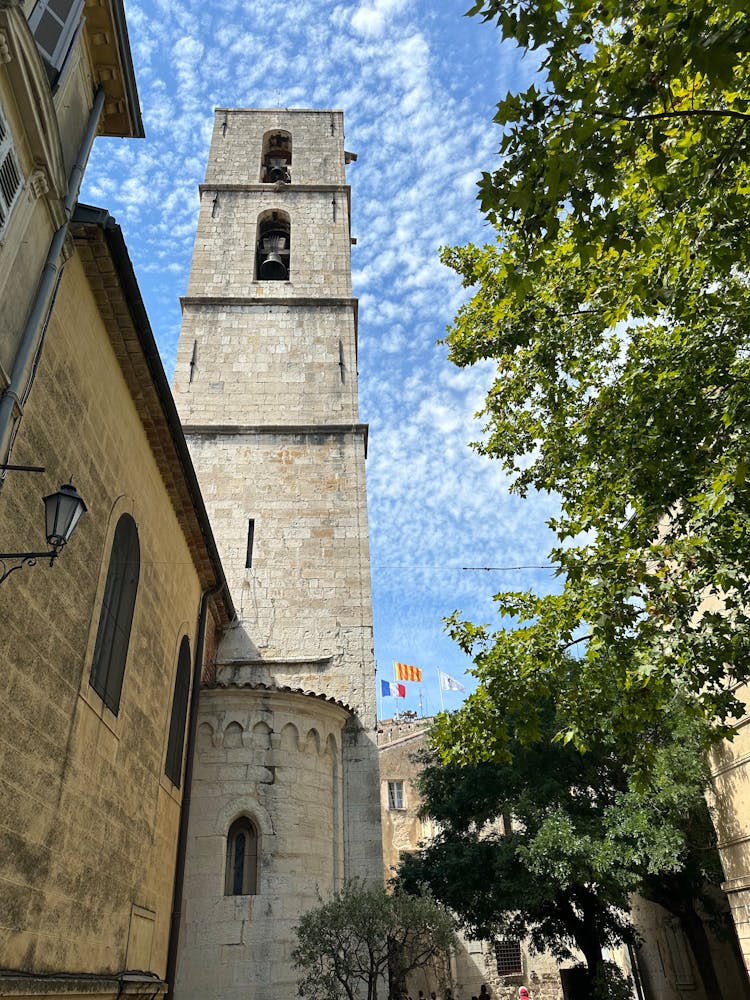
top-left (43, 483), bottom-right (87, 548)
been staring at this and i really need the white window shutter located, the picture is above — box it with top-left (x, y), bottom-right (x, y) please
top-left (0, 108), bottom-right (22, 236)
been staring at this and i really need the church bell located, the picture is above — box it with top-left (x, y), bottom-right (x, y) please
top-left (267, 157), bottom-right (290, 183)
top-left (258, 228), bottom-right (289, 280)
top-left (260, 252), bottom-right (287, 280)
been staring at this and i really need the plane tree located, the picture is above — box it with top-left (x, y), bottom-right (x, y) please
top-left (434, 0), bottom-right (750, 762)
top-left (397, 702), bottom-right (735, 999)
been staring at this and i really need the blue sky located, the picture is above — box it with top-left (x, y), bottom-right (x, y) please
top-left (82, 0), bottom-right (561, 720)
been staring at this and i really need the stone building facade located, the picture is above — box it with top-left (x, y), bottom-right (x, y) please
top-left (0, 204), bottom-right (233, 999)
top-left (0, 7), bottom-right (237, 997)
top-left (171, 109), bottom-right (383, 1000)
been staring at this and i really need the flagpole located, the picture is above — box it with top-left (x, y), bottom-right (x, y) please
top-left (437, 666), bottom-right (445, 713)
top-left (392, 661), bottom-right (397, 720)
top-left (376, 665), bottom-right (382, 722)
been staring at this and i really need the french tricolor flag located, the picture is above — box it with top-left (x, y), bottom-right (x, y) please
top-left (381, 680), bottom-right (406, 698)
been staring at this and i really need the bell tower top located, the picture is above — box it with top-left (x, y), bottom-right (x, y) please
top-left (184, 108), bottom-right (355, 301)
top-left (205, 108), bottom-right (348, 186)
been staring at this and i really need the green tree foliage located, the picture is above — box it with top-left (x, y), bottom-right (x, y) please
top-left (397, 703), bottom-right (729, 998)
top-left (292, 880), bottom-right (456, 1000)
top-left (436, 0), bottom-right (750, 758)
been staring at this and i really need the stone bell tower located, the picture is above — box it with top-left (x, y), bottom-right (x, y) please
top-left (171, 109), bottom-right (383, 1000)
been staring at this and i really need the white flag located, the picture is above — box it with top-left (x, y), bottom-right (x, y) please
top-left (439, 671), bottom-right (466, 693)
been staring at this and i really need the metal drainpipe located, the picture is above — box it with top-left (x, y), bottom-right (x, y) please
top-left (166, 584), bottom-right (218, 1000)
top-left (0, 85), bottom-right (106, 465)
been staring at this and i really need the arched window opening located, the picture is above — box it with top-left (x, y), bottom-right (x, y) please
top-left (260, 130), bottom-right (292, 184)
top-left (256, 210), bottom-right (290, 281)
top-left (89, 513), bottom-right (140, 715)
top-left (225, 817), bottom-right (259, 895)
top-left (165, 636), bottom-right (191, 787)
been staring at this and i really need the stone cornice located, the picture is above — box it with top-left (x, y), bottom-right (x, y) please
top-left (183, 422), bottom-right (367, 435)
top-left (0, 972), bottom-right (166, 996)
top-left (722, 874), bottom-right (750, 894)
top-left (199, 183), bottom-right (350, 194)
top-left (216, 655), bottom-right (334, 669)
top-left (180, 295), bottom-right (356, 308)
top-left (85, 0), bottom-right (144, 138)
top-left (182, 423), bottom-right (369, 457)
top-left (203, 679), bottom-right (354, 718)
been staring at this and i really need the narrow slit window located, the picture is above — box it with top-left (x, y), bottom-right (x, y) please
top-left (245, 518), bottom-right (255, 569)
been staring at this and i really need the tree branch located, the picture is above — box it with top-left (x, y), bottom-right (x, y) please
top-left (599, 108), bottom-right (750, 124)
top-left (563, 634), bottom-right (592, 650)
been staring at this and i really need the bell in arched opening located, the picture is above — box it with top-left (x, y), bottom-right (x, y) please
top-left (257, 212), bottom-right (290, 281)
top-left (261, 131), bottom-right (292, 184)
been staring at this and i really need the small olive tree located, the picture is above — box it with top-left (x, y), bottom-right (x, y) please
top-left (292, 880), bottom-right (456, 1000)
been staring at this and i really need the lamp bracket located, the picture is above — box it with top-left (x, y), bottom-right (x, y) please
top-left (0, 549), bottom-right (58, 584)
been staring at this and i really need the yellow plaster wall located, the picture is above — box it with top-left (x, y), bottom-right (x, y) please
top-left (0, 251), bottom-right (204, 978)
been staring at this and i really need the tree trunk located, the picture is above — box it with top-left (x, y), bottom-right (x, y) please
top-left (574, 925), bottom-right (605, 1000)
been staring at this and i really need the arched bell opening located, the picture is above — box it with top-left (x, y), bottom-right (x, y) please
top-left (256, 210), bottom-right (291, 281)
top-left (260, 130), bottom-right (292, 184)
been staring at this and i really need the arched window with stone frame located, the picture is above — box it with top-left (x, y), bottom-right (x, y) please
top-left (225, 816), bottom-right (259, 896)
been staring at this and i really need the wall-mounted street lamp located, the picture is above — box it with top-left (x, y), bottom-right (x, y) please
top-left (0, 481), bottom-right (87, 585)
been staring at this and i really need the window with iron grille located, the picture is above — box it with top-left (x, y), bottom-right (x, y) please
top-left (387, 780), bottom-right (404, 810)
top-left (495, 939), bottom-right (522, 976)
top-left (0, 108), bottom-right (22, 237)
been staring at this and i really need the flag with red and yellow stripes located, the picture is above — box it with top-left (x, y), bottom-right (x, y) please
top-left (394, 661), bottom-right (423, 682)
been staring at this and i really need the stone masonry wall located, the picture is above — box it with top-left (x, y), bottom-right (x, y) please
top-left (0, 253), bottom-right (205, 978)
top-left (183, 188), bottom-right (353, 300)
top-left (205, 109), bottom-right (347, 187)
top-left (174, 688), bottom-right (350, 1000)
top-left (174, 304), bottom-right (358, 425)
